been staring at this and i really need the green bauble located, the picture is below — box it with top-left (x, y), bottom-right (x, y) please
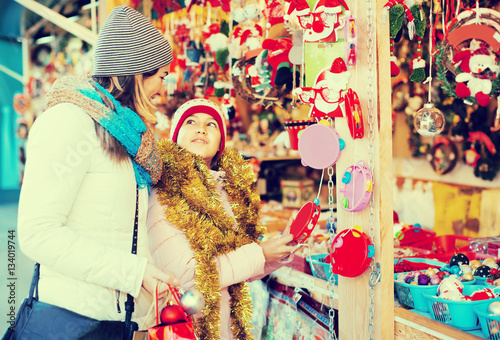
top-left (410, 67), bottom-right (426, 83)
top-left (389, 4), bottom-right (405, 39)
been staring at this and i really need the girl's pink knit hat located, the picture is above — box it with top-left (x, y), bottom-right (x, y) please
top-left (170, 99), bottom-right (227, 152)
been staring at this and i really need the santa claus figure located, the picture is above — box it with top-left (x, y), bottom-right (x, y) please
top-left (304, 0), bottom-right (350, 43)
top-left (295, 57), bottom-right (350, 118)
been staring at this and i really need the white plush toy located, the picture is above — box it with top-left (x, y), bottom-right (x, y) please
top-left (455, 49), bottom-right (499, 107)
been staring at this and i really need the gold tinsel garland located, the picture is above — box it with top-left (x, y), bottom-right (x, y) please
top-left (155, 140), bottom-right (266, 340)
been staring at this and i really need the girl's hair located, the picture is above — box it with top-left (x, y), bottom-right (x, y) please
top-left (91, 69), bottom-right (159, 161)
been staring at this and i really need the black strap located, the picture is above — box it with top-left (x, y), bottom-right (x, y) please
top-left (26, 263), bottom-right (40, 306)
top-left (123, 186), bottom-right (140, 339)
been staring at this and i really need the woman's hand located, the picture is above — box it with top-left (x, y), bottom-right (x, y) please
top-left (260, 234), bottom-right (295, 262)
top-left (142, 262), bottom-right (180, 296)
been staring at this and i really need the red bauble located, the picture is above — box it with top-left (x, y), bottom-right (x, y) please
top-left (160, 305), bottom-right (186, 325)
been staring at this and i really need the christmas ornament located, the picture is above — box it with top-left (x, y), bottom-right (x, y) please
top-left (382, 0), bottom-right (425, 78)
top-left (438, 275), bottom-right (464, 300)
top-left (450, 253), bottom-right (470, 267)
top-left (470, 288), bottom-right (496, 301)
top-left (408, 4), bottom-right (427, 82)
top-left (427, 136), bottom-right (457, 175)
top-left (302, 0), bottom-right (350, 43)
top-left (180, 289), bottom-right (205, 315)
top-left (288, 200), bottom-right (321, 243)
top-left (13, 93), bottom-right (29, 115)
top-left (160, 304), bottom-right (187, 325)
top-left (475, 265), bottom-right (492, 277)
top-left (417, 274), bottom-right (430, 285)
top-left (483, 257), bottom-right (500, 269)
top-left (488, 301), bottom-right (500, 316)
top-left (414, 103), bottom-right (445, 137)
top-left (462, 272), bottom-right (474, 282)
top-left (338, 161), bottom-right (373, 212)
top-left (345, 16), bottom-right (357, 66)
top-left (294, 57), bottom-right (349, 118)
top-left (330, 227), bottom-right (374, 277)
top-left (298, 123), bottom-right (344, 169)
top-left (435, 8), bottom-right (500, 107)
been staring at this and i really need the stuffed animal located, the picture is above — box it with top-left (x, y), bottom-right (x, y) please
top-left (261, 37), bottom-right (294, 88)
top-left (454, 47), bottom-right (500, 107)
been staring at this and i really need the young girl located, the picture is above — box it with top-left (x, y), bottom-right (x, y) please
top-left (16, 6), bottom-right (178, 339)
top-left (147, 99), bottom-right (295, 339)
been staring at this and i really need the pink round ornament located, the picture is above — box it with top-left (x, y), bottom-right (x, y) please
top-left (338, 161), bottom-right (373, 212)
top-left (298, 124), bottom-right (344, 169)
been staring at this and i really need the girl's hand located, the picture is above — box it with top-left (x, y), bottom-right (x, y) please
top-left (260, 234), bottom-right (295, 262)
top-left (142, 262), bottom-right (180, 296)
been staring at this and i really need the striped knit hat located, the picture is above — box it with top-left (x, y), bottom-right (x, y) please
top-left (170, 99), bottom-right (227, 152)
top-left (93, 5), bottom-right (173, 76)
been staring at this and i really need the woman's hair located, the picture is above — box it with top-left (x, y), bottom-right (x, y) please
top-left (91, 69), bottom-right (159, 161)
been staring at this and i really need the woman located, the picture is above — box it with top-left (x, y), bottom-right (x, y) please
top-left (17, 5), bottom-right (178, 338)
top-left (147, 99), bottom-right (295, 339)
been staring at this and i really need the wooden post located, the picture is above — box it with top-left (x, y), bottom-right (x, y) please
top-left (14, 0), bottom-right (97, 45)
top-left (336, 1), bottom-right (393, 339)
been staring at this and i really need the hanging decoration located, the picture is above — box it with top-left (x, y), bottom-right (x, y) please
top-left (414, 0), bottom-right (446, 137)
top-left (293, 57), bottom-right (349, 118)
top-left (383, 0), bottom-right (414, 77)
top-left (298, 121), bottom-right (345, 169)
top-left (435, 7), bottom-right (500, 107)
top-left (338, 161), bottom-right (373, 212)
top-left (329, 227), bottom-right (375, 278)
top-left (427, 135), bottom-right (458, 175)
top-left (463, 131), bottom-right (499, 180)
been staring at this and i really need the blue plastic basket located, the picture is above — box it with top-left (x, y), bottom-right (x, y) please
top-left (306, 254), bottom-right (338, 282)
top-left (474, 303), bottom-right (500, 340)
top-left (394, 274), bottom-right (438, 312)
top-left (422, 285), bottom-right (500, 330)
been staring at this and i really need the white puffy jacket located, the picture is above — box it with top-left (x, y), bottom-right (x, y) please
top-left (18, 103), bottom-right (151, 321)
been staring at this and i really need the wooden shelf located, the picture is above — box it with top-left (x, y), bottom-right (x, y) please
top-left (394, 307), bottom-right (485, 340)
top-left (257, 155), bottom-right (302, 162)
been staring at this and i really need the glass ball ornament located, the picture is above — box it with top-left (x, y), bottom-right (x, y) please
top-left (414, 103), bottom-right (445, 137)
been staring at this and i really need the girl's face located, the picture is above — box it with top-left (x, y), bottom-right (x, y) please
top-left (143, 64), bottom-right (170, 100)
top-left (177, 113), bottom-right (221, 166)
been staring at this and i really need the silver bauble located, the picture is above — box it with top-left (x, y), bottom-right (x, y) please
top-left (414, 103), bottom-right (445, 137)
top-left (180, 289), bottom-right (205, 315)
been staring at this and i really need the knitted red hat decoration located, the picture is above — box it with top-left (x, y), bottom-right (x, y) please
top-left (330, 57), bottom-right (348, 73)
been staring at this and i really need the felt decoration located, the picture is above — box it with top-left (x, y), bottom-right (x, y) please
top-left (388, 4), bottom-right (405, 76)
top-left (262, 37), bottom-right (294, 87)
top-left (385, 1), bottom-right (421, 78)
top-left (409, 4), bottom-right (427, 82)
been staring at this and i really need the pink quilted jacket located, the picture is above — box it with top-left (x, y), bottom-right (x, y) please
top-left (147, 170), bottom-right (286, 339)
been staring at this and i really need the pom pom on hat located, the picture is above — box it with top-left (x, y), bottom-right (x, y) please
top-left (93, 5), bottom-right (173, 76)
top-left (170, 99), bottom-right (227, 152)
